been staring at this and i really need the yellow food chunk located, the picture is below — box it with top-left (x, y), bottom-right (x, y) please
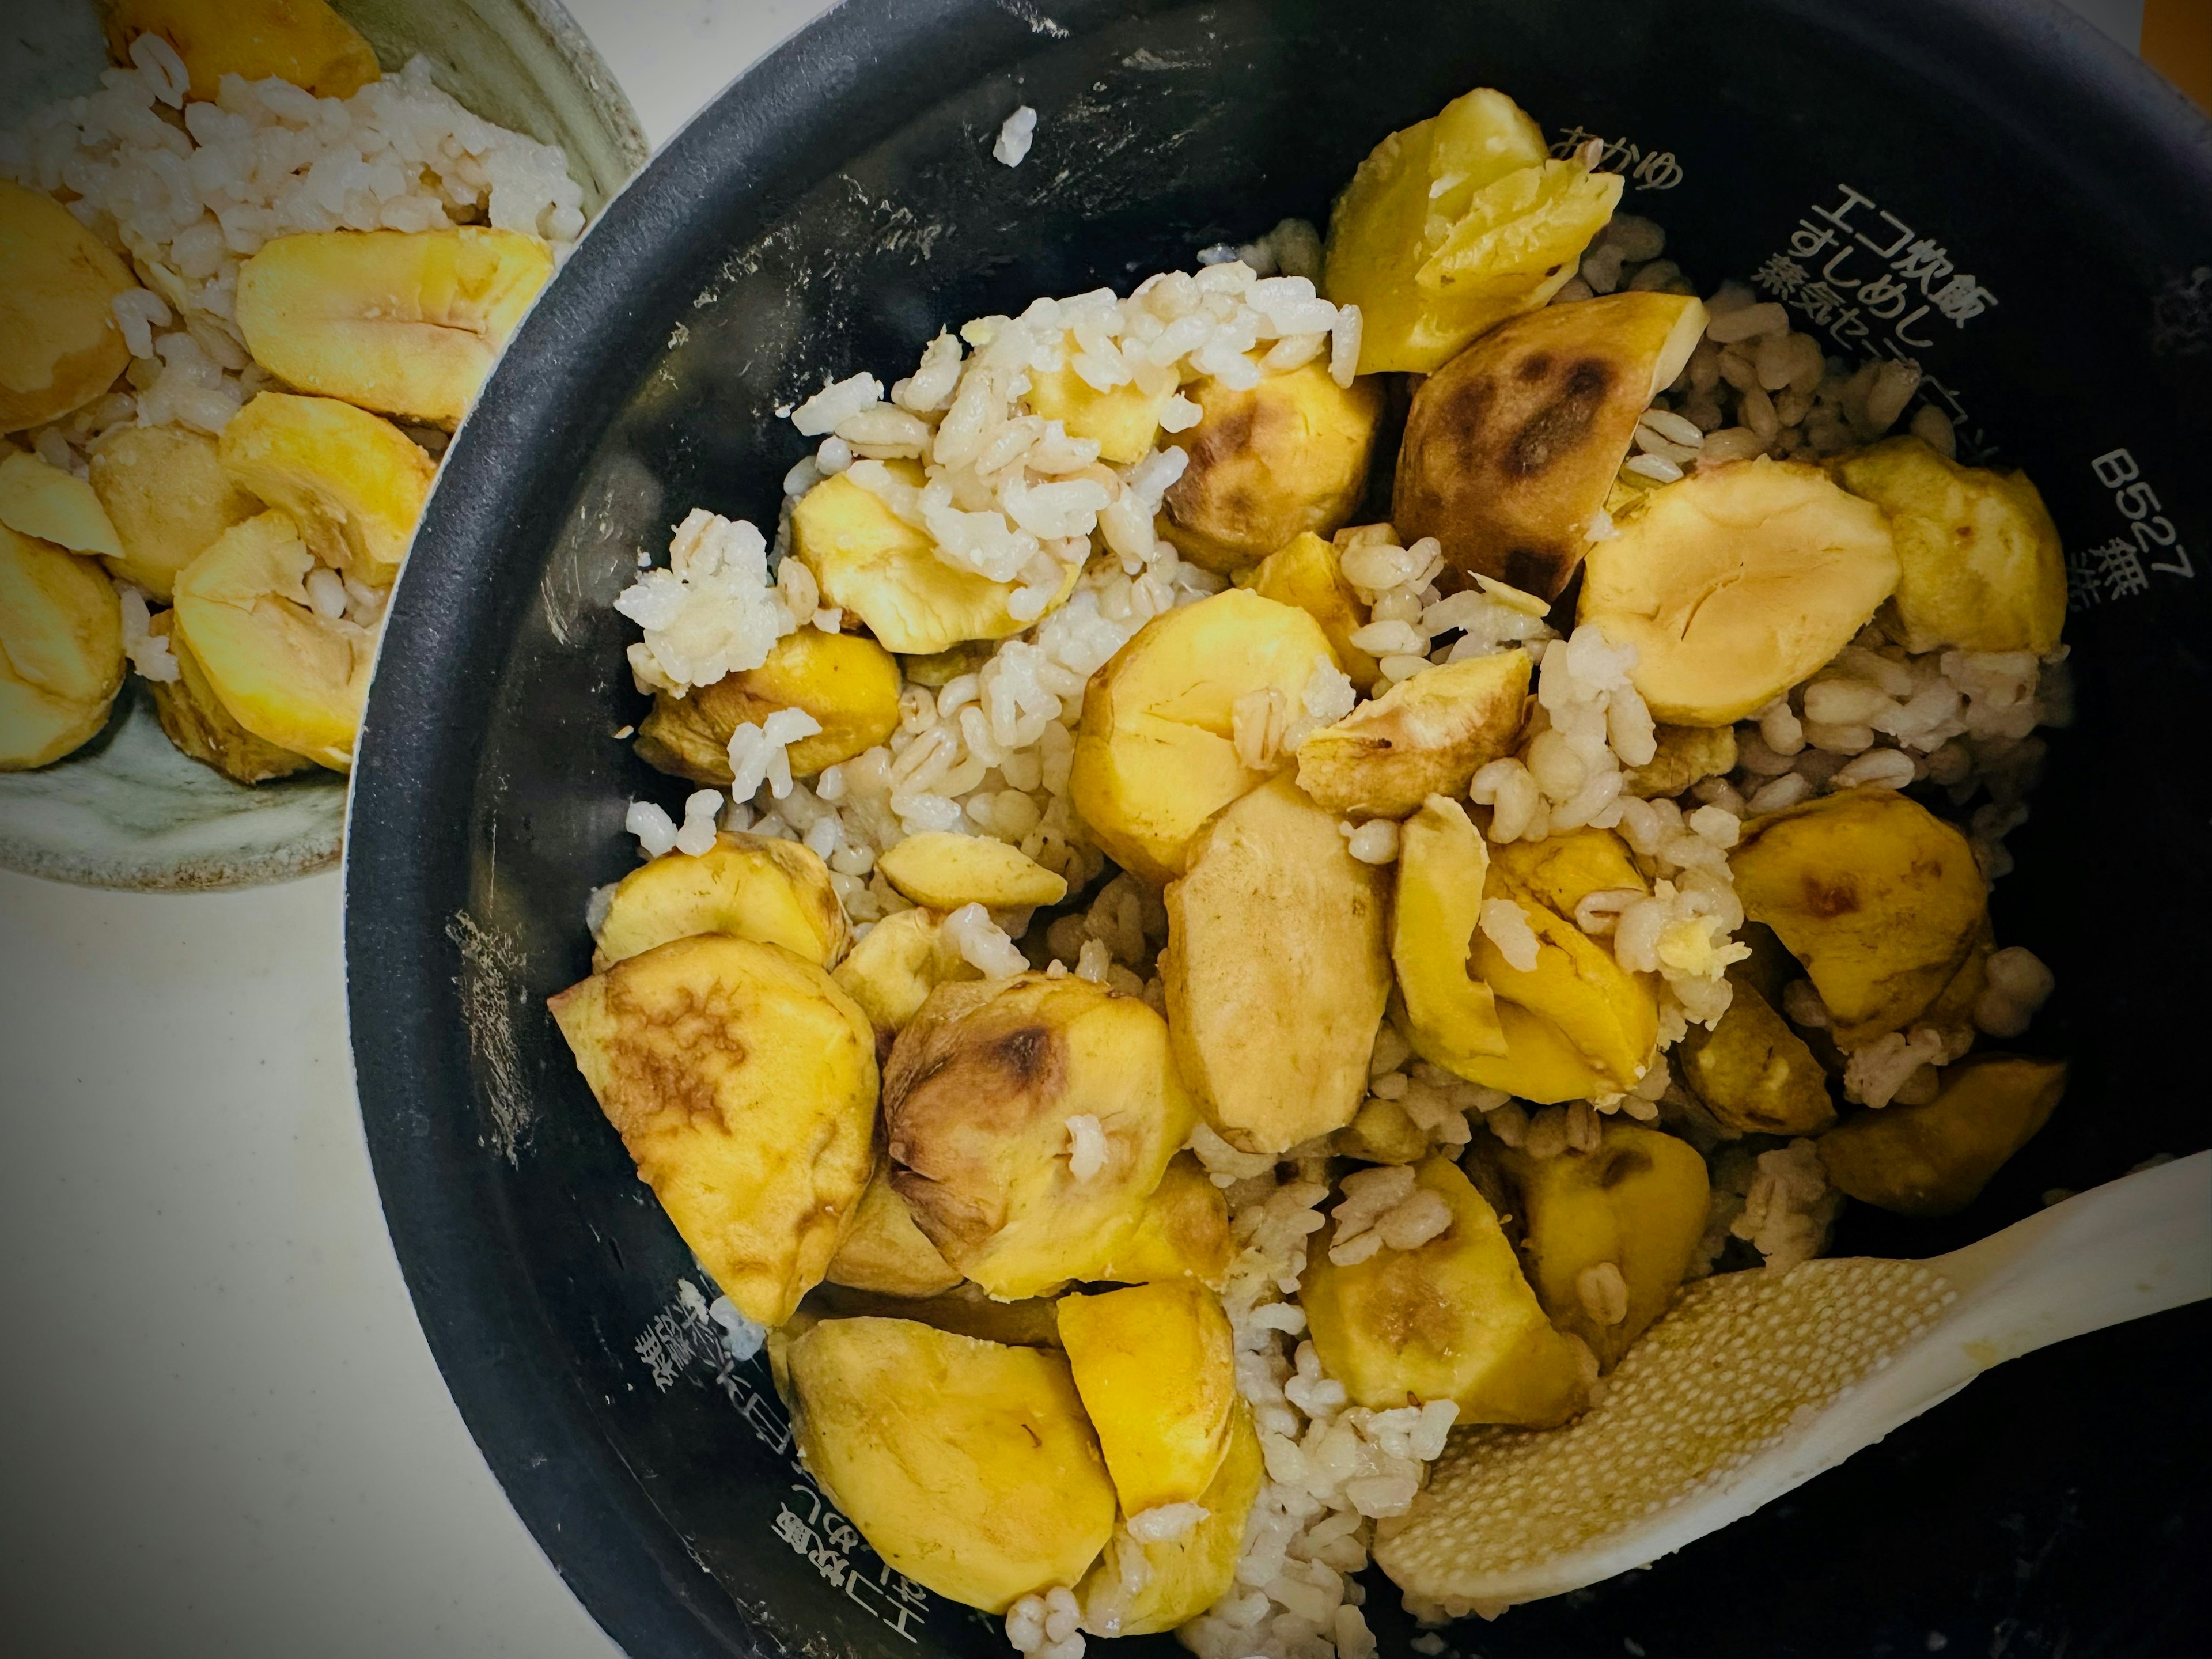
top-left (1027, 350), bottom-right (1174, 465)
top-left (1059, 1281), bottom-right (1237, 1514)
top-left (831, 906), bottom-right (980, 1055)
top-left (1324, 87), bottom-right (1623, 374)
top-left (1161, 362), bottom-right (1381, 574)
top-left (633, 625), bottom-right (902, 784)
top-left (1296, 649), bottom-right (1529, 819)
top-left (234, 228), bottom-right (554, 426)
top-left (591, 830), bottom-right (850, 973)
top-left (899, 637), bottom-right (994, 687)
top-left (1336, 1093), bottom-right (1432, 1164)
top-left (877, 831), bottom-right (1069, 910)
top-left (1162, 775), bottom-right (1391, 1153)
top-left (146, 609), bottom-right (313, 782)
top-left (1070, 588), bottom-right (1339, 884)
top-left (1494, 1121), bottom-right (1709, 1369)
top-left (1078, 1405), bottom-right (1263, 1637)
top-left (0, 450), bottom-right (124, 560)
top-left (1729, 787), bottom-right (1987, 1048)
top-left (1676, 971), bottom-right (1836, 1136)
top-left (218, 392), bottom-right (434, 586)
top-left (1488, 825), bottom-right (1648, 919)
top-left (1462, 999), bottom-right (1616, 1103)
top-left (102, 0), bottom-right (380, 102)
top-left (1834, 435), bottom-right (2066, 655)
top-left (884, 973), bottom-right (1196, 1298)
top-left (1624, 723), bottom-right (1737, 798)
top-left (1819, 1055), bottom-right (2067, 1216)
top-left (1244, 529), bottom-right (1380, 691)
top-left (170, 510), bottom-right (370, 770)
top-left (1087, 1153), bottom-right (1233, 1286)
top-left (1392, 794), bottom-right (1509, 1073)
top-left (790, 465), bottom-right (1072, 654)
top-left (825, 1168), bottom-right (964, 1298)
top-left (1579, 457), bottom-right (1901, 725)
top-left (0, 181), bottom-right (135, 434)
top-left (1392, 291), bottom-right (1707, 599)
top-left (89, 425), bottom-right (262, 600)
top-left (785, 1317), bottom-right (1115, 1613)
top-left (547, 934), bottom-right (878, 1325)
top-left (1302, 1156), bottom-right (1590, 1425)
top-left (0, 522), bottom-right (124, 769)
top-left (1467, 865), bottom-right (1657, 1096)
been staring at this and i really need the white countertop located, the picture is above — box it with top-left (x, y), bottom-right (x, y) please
top-left (0, 2), bottom-right (2155, 1656)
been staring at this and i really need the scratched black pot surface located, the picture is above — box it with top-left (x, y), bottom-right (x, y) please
top-left (344, 2), bottom-right (2212, 1656)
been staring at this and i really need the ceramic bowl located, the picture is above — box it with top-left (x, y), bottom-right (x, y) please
top-left (0, 0), bottom-right (647, 891)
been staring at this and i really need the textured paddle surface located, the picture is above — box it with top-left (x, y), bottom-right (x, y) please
top-left (1375, 1258), bottom-right (1957, 1616)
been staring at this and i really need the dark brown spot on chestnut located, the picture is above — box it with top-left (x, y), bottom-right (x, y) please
top-left (1501, 356), bottom-right (1615, 480)
top-left (994, 1026), bottom-right (1054, 1084)
top-left (1803, 873), bottom-right (1860, 919)
top-left (1516, 352), bottom-right (1553, 383)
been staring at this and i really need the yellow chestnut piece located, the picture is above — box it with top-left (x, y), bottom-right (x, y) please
top-left (1624, 722), bottom-right (1738, 799)
top-left (145, 609), bottom-right (313, 783)
top-left (1302, 1155), bottom-right (1590, 1426)
top-left (884, 973), bottom-right (1196, 1299)
top-left (101, 0), bottom-right (380, 103)
top-left (235, 228), bottom-right (554, 427)
top-left (89, 426), bottom-right (262, 601)
top-left (1163, 775), bottom-right (1391, 1154)
top-left (591, 830), bottom-right (850, 973)
top-left (1467, 863), bottom-right (1657, 1098)
top-left (876, 831), bottom-right (1069, 911)
top-left (1392, 794), bottom-right (1509, 1074)
top-left (0, 523), bottom-right (124, 769)
top-left (1492, 1120), bottom-right (1710, 1369)
top-left (1487, 824), bottom-right (1646, 918)
top-left (1058, 1280), bottom-right (1237, 1514)
top-left (1578, 457), bottom-right (1900, 725)
top-left (1336, 1094), bottom-right (1433, 1165)
top-left (1161, 361), bottom-right (1381, 575)
top-left (1027, 347), bottom-right (1175, 465)
top-left (1729, 787), bottom-right (1987, 1048)
top-left (548, 934), bottom-right (878, 1327)
top-left (1392, 291), bottom-right (1706, 600)
top-left (1296, 649), bottom-right (1530, 819)
top-left (1078, 1405), bottom-right (1263, 1637)
top-left (0, 450), bottom-right (124, 560)
top-left (1070, 587), bottom-right (1339, 884)
top-left (218, 393), bottom-right (434, 586)
top-left (1834, 435), bottom-right (2066, 656)
top-left (0, 181), bottom-right (135, 434)
top-left (831, 907), bottom-right (980, 1056)
top-left (1244, 529), bottom-right (1380, 691)
top-left (169, 510), bottom-right (371, 770)
top-left (1819, 1055), bottom-right (2067, 1217)
top-left (824, 1168), bottom-right (964, 1298)
top-left (1086, 1153), bottom-right (1233, 1287)
top-left (1676, 970), bottom-right (1836, 1137)
top-left (790, 465), bottom-right (1073, 654)
top-left (633, 625), bottom-right (902, 785)
top-left (785, 1317), bottom-right (1116, 1613)
top-left (1324, 87), bottom-right (1623, 374)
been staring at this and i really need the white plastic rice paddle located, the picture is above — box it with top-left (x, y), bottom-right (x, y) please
top-left (1373, 1150), bottom-right (2212, 1617)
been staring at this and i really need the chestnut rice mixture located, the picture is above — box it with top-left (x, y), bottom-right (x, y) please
top-left (553, 85), bottom-right (2070, 1659)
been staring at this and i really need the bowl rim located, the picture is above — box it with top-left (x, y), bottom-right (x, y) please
top-left (342, 1), bottom-right (2212, 1654)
